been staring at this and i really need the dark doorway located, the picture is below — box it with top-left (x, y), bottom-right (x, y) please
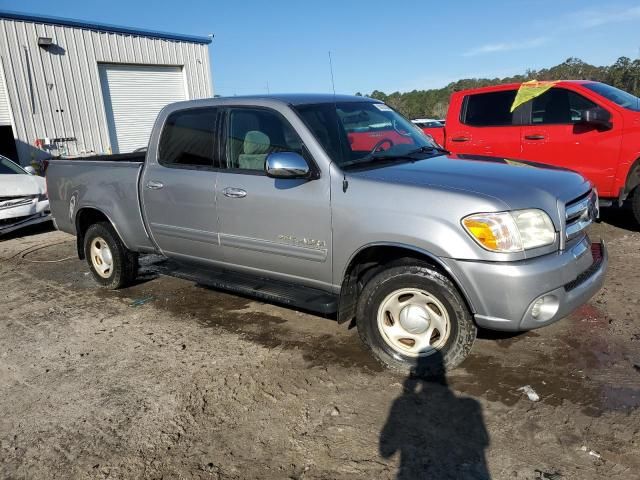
top-left (0, 125), bottom-right (18, 162)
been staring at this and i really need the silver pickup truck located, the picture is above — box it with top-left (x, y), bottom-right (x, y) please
top-left (47, 94), bottom-right (608, 375)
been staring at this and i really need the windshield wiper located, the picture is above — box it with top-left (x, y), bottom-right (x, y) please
top-left (341, 154), bottom-right (415, 169)
top-left (341, 145), bottom-right (448, 169)
top-left (405, 145), bottom-right (450, 155)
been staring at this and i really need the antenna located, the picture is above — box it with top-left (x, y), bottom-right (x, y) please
top-left (328, 50), bottom-right (348, 192)
top-left (328, 51), bottom-right (336, 95)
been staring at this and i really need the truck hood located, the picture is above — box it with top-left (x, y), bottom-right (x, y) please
top-left (0, 174), bottom-right (46, 197)
top-left (347, 153), bottom-right (591, 209)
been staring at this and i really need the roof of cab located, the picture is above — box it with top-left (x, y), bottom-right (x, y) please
top-left (215, 93), bottom-right (379, 105)
top-left (453, 80), bottom-right (596, 96)
top-left (163, 94), bottom-right (382, 114)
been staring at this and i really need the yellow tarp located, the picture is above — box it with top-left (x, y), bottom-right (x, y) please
top-left (510, 80), bottom-right (558, 112)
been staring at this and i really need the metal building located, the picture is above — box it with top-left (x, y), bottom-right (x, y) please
top-left (0, 10), bottom-right (213, 166)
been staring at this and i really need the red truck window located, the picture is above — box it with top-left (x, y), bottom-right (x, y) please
top-left (462, 90), bottom-right (517, 126)
top-left (531, 88), bottom-right (597, 124)
top-left (583, 82), bottom-right (640, 111)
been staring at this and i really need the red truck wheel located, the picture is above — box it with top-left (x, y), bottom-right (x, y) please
top-left (632, 188), bottom-right (640, 225)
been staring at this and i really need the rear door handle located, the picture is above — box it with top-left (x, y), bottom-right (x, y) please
top-left (450, 136), bottom-right (470, 142)
top-left (524, 134), bottom-right (546, 140)
top-left (223, 187), bottom-right (247, 198)
top-left (146, 180), bottom-right (164, 190)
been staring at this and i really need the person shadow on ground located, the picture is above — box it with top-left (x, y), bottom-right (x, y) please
top-left (379, 351), bottom-right (491, 479)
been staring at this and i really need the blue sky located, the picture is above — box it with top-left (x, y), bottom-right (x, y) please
top-left (4, 0), bottom-right (640, 96)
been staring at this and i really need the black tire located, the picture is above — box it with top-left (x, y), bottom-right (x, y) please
top-left (631, 187), bottom-right (640, 225)
top-left (84, 222), bottom-right (138, 289)
top-left (356, 263), bottom-right (476, 377)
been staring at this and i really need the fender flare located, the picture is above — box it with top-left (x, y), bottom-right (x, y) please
top-left (337, 241), bottom-right (477, 324)
top-left (74, 206), bottom-right (132, 258)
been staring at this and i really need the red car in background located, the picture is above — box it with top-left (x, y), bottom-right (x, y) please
top-left (437, 81), bottom-right (640, 224)
top-left (411, 118), bottom-right (446, 146)
top-left (344, 116), bottom-right (444, 153)
top-left (342, 107), bottom-right (416, 152)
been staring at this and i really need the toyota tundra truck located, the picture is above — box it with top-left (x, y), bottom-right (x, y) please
top-left (46, 94), bottom-right (607, 375)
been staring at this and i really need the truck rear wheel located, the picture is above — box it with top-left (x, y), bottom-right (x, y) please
top-left (356, 263), bottom-right (476, 377)
top-left (84, 222), bottom-right (138, 289)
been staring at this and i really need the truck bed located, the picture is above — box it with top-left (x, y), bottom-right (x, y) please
top-left (46, 156), bottom-right (154, 252)
top-left (60, 152), bottom-right (146, 163)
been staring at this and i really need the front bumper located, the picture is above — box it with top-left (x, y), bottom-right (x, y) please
top-left (442, 237), bottom-right (608, 331)
top-left (0, 199), bottom-right (51, 235)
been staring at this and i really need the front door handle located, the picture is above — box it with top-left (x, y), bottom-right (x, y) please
top-left (450, 136), bottom-right (470, 142)
top-left (146, 180), bottom-right (164, 190)
top-left (223, 187), bottom-right (247, 198)
top-left (524, 134), bottom-right (546, 140)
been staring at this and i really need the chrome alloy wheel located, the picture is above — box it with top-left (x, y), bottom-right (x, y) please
top-left (90, 236), bottom-right (113, 279)
top-left (376, 288), bottom-right (451, 357)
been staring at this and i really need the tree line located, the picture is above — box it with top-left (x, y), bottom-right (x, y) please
top-left (357, 57), bottom-right (640, 119)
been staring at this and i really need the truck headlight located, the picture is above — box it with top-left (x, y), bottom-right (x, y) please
top-left (462, 209), bottom-right (555, 253)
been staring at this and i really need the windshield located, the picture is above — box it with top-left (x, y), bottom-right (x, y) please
top-left (294, 101), bottom-right (439, 168)
top-left (583, 82), bottom-right (640, 112)
top-left (0, 155), bottom-right (26, 175)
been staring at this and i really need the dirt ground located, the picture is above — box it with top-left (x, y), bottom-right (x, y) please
top-left (1, 211), bottom-right (639, 480)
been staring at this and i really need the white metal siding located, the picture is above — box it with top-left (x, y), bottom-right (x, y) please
top-left (0, 60), bottom-right (11, 125)
top-left (0, 18), bottom-right (212, 164)
top-left (100, 64), bottom-right (186, 153)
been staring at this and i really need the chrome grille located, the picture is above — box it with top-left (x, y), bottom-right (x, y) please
top-left (565, 189), bottom-right (598, 240)
top-left (0, 196), bottom-right (35, 210)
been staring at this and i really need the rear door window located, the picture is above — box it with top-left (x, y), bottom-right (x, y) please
top-left (531, 88), bottom-right (598, 124)
top-left (462, 90), bottom-right (518, 126)
top-left (159, 108), bottom-right (218, 168)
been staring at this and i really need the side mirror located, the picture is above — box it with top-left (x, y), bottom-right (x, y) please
top-left (24, 166), bottom-right (36, 175)
top-left (265, 152), bottom-right (311, 179)
top-left (580, 107), bottom-right (612, 130)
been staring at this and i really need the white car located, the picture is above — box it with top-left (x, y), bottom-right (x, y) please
top-left (0, 155), bottom-right (50, 235)
top-left (411, 118), bottom-right (444, 128)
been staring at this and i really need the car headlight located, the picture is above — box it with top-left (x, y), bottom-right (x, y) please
top-left (462, 209), bottom-right (556, 252)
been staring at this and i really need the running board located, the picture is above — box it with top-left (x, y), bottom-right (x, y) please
top-left (150, 260), bottom-right (338, 314)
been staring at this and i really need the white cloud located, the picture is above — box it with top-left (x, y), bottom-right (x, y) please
top-left (572, 5), bottom-right (640, 28)
top-left (462, 37), bottom-right (548, 57)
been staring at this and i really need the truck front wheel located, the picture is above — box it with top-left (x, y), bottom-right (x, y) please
top-left (356, 264), bottom-right (476, 377)
top-left (631, 187), bottom-right (640, 225)
top-left (84, 222), bottom-right (138, 289)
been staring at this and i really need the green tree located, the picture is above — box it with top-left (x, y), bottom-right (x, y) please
top-left (358, 57), bottom-right (640, 117)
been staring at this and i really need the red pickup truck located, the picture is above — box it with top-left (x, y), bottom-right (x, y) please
top-left (427, 81), bottom-right (640, 223)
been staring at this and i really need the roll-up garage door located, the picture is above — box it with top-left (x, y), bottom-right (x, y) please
top-left (99, 64), bottom-right (187, 153)
top-left (0, 64), bottom-right (12, 126)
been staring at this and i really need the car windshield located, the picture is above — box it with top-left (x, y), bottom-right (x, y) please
top-left (0, 156), bottom-right (26, 174)
top-left (583, 82), bottom-right (640, 112)
top-left (294, 101), bottom-right (439, 169)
